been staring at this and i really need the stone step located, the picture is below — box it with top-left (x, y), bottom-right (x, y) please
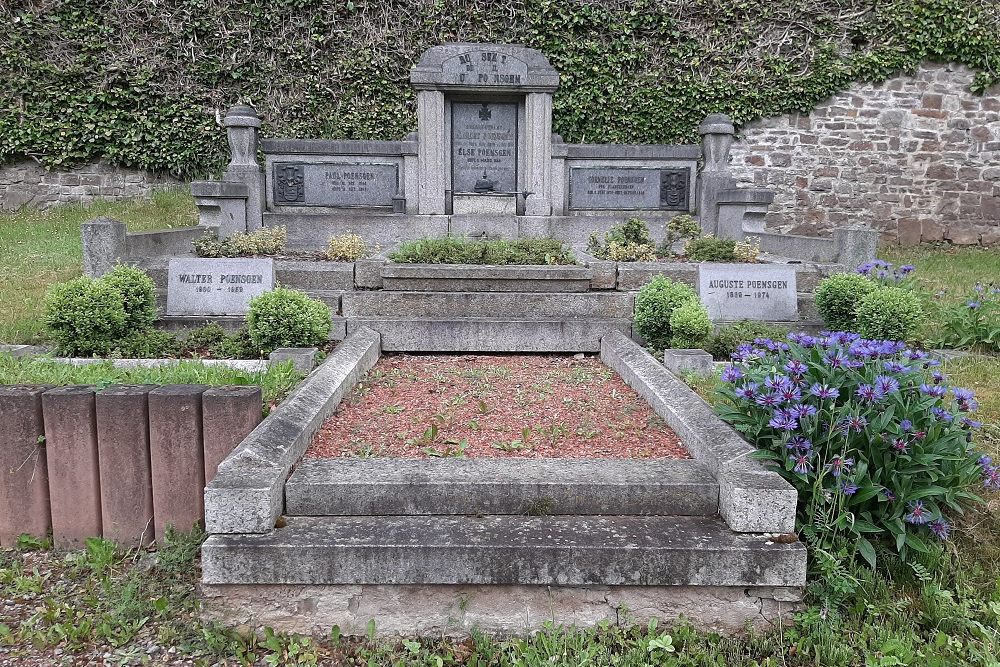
top-left (381, 264), bottom-right (593, 293)
top-left (341, 291), bottom-right (633, 319)
top-left (346, 317), bottom-right (631, 352)
top-left (201, 515), bottom-right (806, 586)
top-left (285, 458), bottom-right (718, 517)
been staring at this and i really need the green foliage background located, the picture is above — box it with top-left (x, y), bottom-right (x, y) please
top-left (1, 0), bottom-right (997, 178)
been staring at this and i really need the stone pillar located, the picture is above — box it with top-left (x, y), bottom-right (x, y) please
top-left (190, 181), bottom-right (250, 239)
top-left (81, 217), bottom-right (127, 277)
top-left (148, 385), bottom-right (207, 541)
top-left (42, 386), bottom-right (102, 548)
top-left (223, 105), bottom-right (264, 231)
top-left (833, 226), bottom-right (879, 270)
top-left (716, 189), bottom-right (775, 240)
top-left (524, 92), bottom-right (554, 215)
top-left (202, 386), bottom-right (263, 485)
top-left (550, 135), bottom-right (567, 215)
top-left (0, 386), bottom-right (52, 547)
top-left (96, 385), bottom-right (155, 547)
top-left (416, 90), bottom-right (447, 215)
top-left (697, 114), bottom-right (738, 236)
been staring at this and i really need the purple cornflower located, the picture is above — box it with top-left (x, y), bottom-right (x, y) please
top-left (784, 359), bottom-right (807, 375)
top-left (952, 387), bottom-right (975, 402)
top-left (880, 487), bottom-right (897, 501)
top-left (826, 456), bottom-right (854, 478)
top-left (875, 375), bottom-right (900, 396)
top-left (920, 383), bottom-right (947, 398)
top-left (900, 419), bottom-right (913, 432)
top-left (788, 332), bottom-right (815, 347)
top-left (787, 436), bottom-right (812, 451)
top-left (790, 403), bottom-right (817, 418)
top-left (898, 265), bottom-right (915, 276)
top-left (891, 438), bottom-right (908, 454)
top-left (904, 500), bottom-right (931, 525)
top-left (961, 418), bottom-right (982, 430)
top-left (978, 454), bottom-right (993, 468)
top-left (824, 349), bottom-right (847, 369)
top-left (983, 465), bottom-right (1000, 490)
top-left (883, 361), bottom-right (909, 373)
top-left (721, 365), bottom-right (744, 383)
top-left (967, 300), bottom-right (981, 310)
top-left (840, 415), bottom-right (868, 434)
top-left (790, 452), bottom-right (813, 475)
top-left (907, 350), bottom-right (929, 361)
top-left (769, 414), bottom-right (799, 431)
top-left (931, 407), bottom-right (954, 422)
top-left (840, 482), bottom-right (859, 496)
top-left (778, 385), bottom-right (802, 404)
top-left (810, 383), bottom-right (839, 400)
top-left (928, 519), bottom-right (951, 540)
top-left (856, 384), bottom-right (884, 404)
top-left (931, 371), bottom-right (945, 384)
top-left (756, 391), bottom-right (782, 408)
top-left (736, 383), bottom-right (759, 401)
top-left (764, 374), bottom-right (792, 391)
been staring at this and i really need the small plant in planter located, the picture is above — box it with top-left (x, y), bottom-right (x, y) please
top-left (326, 233), bottom-right (371, 262)
top-left (587, 217), bottom-right (657, 261)
top-left (390, 237), bottom-right (575, 265)
top-left (193, 225), bottom-right (287, 258)
top-left (715, 331), bottom-right (989, 566)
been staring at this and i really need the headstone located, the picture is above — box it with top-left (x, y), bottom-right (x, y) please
top-left (440, 49), bottom-right (529, 86)
top-left (451, 101), bottom-right (517, 193)
top-left (272, 162), bottom-right (399, 207)
top-left (166, 258), bottom-right (274, 316)
top-left (699, 264), bottom-right (798, 321)
top-left (568, 167), bottom-right (690, 210)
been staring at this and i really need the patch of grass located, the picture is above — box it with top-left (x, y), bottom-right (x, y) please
top-left (0, 354), bottom-right (303, 414)
top-left (880, 245), bottom-right (1000, 297)
top-left (390, 236), bottom-right (576, 265)
top-left (0, 189), bottom-right (197, 344)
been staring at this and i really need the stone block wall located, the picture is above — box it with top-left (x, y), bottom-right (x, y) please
top-left (729, 63), bottom-right (1000, 245)
top-left (0, 160), bottom-right (181, 211)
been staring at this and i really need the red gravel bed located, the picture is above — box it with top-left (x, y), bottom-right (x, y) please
top-left (307, 354), bottom-right (688, 459)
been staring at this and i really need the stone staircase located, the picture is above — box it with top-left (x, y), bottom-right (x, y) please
top-left (202, 458), bottom-right (805, 590)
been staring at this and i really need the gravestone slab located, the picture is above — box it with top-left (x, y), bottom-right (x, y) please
top-left (451, 102), bottom-right (517, 193)
top-left (441, 48), bottom-right (529, 87)
top-left (272, 162), bottom-right (398, 207)
top-left (166, 258), bottom-right (274, 316)
top-left (569, 167), bottom-right (690, 210)
top-left (699, 264), bottom-right (798, 321)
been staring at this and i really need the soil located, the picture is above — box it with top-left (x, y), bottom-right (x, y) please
top-left (307, 354), bottom-right (688, 459)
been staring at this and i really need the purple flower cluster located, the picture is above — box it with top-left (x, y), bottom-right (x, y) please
top-left (979, 455), bottom-right (1000, 491)
top-left (857, 259), bottom-right (916, 284)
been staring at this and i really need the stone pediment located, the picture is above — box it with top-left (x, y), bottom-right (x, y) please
top-left (410, 42), bottom-right (559, 92)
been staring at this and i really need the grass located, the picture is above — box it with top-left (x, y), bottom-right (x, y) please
top-left (390, 236), bottom-right (577, 265)
top-left (0, 189), bottom-right (197, 344)
top-left (880, 245), bottom-right (1000, 297)
top-left (0, 353), bottom-right (304, 414)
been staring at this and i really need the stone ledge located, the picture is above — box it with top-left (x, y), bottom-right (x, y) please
top-left (204, 327), bottom-right (381, 534)
top-left (200, 582), bottom-right (804, 637)
top-left (340, 291), bottom-right (634, 319)
top-left (285, 458), bottom-right (719, 517)
top-left (600, 330), bottom-right (797, 533)
top-left (201, 515), bottom-right (806, 587)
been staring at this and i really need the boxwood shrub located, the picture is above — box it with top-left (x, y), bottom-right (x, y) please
top-left (815, 273), bottom-right (880, 332)
top-left (247, 288), bottom-right (331, 355)
top-left (633, 276), bottom-right (700, 351)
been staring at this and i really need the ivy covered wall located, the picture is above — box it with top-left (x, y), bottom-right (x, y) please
top-left (1, 0), bottom-right (998, 179)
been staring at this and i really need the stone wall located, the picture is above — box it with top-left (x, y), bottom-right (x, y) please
top-left (0, 160), bottom-right (181, 211)
top-left (730, 63), bottom-right (1000, 245)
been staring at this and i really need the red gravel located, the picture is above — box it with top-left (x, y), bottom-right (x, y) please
top-left (307, 354), bottom-right (688, 459)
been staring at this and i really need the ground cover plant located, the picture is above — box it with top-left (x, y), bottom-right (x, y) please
top-left (308, 354), bottom-right (687, 459)
top-left (0, 353), bottom-right (304, 414)
top-left (192, 225), bottom-right (287, 258)
top-left (389, 237), bottom-right (576, 265)
top-left (0, 189), bottom-right (197, 344)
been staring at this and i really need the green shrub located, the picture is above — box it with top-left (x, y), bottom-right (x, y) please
top-left (101, 264), bottom-right (157, 331)
top-left (684, 236), bottom-right (737, 262)
top-left (390, 237), bottom-right (574, 265)
top-left (326, 233), bottom-right (370, 262)
top-left (659, 214), bottom-right (701, 255)
top-left (193, 226), bottom-right (287, 258)
top-left (179, 323), bottom-right (228, 355)
top-left (247, 288), bottom-right (331, 355)
top-left (606, 240), bottom-right (658, 262)
top-left (669, 300), bottom-right (712, 349)
top-left (855, 287), bottom-right (924, 341)
top-left (587, 218), bottom-right (656, 260)
top-left (209, 327), bottom-right (259, 359)
top-left (633, 276), bottom-right (699, 350)
top-left (109, 329), bottom-right (180, 359)
top-left (707, 320), bottom-right (790, 360)
top-left (815, 273), bottom-right (881, 331)
top-left (43, 277), bottom-right (127, 356)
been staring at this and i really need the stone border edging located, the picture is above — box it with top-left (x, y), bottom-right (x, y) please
top-left (600, 330), bottom-right (796, 533)
top-left (204, 327), bottom-right (381, 534)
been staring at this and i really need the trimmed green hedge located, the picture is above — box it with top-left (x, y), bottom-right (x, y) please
top-left (1, 0), bottom-right (997, 178)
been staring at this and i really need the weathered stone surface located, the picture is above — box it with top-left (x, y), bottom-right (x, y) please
top-left (663, 349), bottom-right (715, 376)
top-left (349, 317), bottom-right (630, 352)
top-left (42, 386), bottom-right (102, 548)
top-left (201, 583), bottom-right (804, 637)
top-left (202, 387), bottom-right (263, 485)
top-left (268, 348), bottom-right (319, 374)
top-left (572, 249), bottom-right (617, 289)
top-left (451, 194), bottom-right (518, 215)
top-left (269, 212), bottom-right (450, 250)
top-left (286, 458), bottom-right (718, 517)
top-left (616, 262), bottom-right (698, 290)
top-left (81, 217), bottom-right (127, 277)
top-left (381, 264), bottom-right (592, 293)
top-left (341, 291), bottom-right (634, 319)
top-left (451, 102), bottom-right (517, 194)
top-left (95, 385), bottom-right (155, 547)
top-left (698, 263), bottom-right (798, 321)
top-left (166, 258), bottom-right (274, 316)
top-left (569, 167), bottom-right (691, 211)
top-left (271, 162), bottom-right (399, 207)
top-left (148, 385), bottom-right (208, 541)
top-left (201, 515), bottom-right (807, 587)
top-left (0, 386), bottom-right (52, 546)
top-left (600, 330), bottom-right (797, 533)
top-left (205, 327), bottom-right (381, 534)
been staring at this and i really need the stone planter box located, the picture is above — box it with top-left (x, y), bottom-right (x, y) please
top-left (380, 263), bottom-right (593, 293)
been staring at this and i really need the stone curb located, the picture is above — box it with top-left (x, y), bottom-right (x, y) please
top-left (600, 330), bottom-right (796, 533)
top-left (204, 327), bottom-right (381, 534)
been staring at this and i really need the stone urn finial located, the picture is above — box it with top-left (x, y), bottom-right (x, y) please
top-left (699, 113), bottom-right (735, 173)
top-left (224, 104), bottom-right (262, 171)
